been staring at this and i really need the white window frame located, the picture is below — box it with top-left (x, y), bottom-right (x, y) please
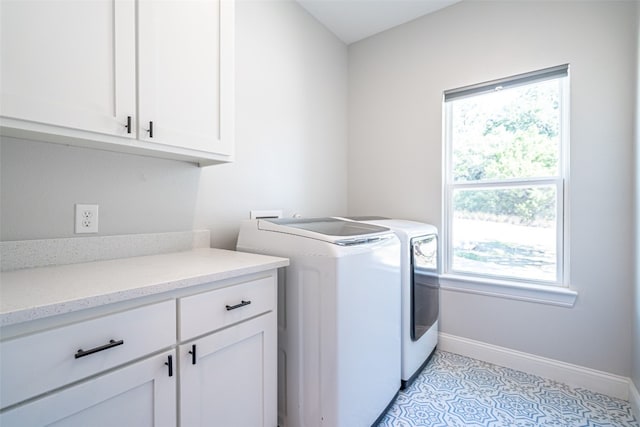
top-left (441, 65), bottom-right (576, 307)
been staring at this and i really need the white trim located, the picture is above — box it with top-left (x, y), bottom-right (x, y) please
top-left (440, 274), bottom-right (578, 307)
top-left (438, 332), bottom-right (630, 400)
top-left (451, 177), bottom-right (560, 189)
top-left (630, 380), bottom-right (640, 421)
top-left (560, 73), bottom-right (571, 287)
top-left (442, 100), bottom-right (454, 276)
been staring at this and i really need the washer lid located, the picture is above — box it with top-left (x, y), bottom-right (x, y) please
top-left (258, 217), bottom-right (392, 245)
top-left (341, 217), bottom-right (438, 237)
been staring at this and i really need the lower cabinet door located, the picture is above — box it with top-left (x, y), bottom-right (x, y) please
top-left (0, 350), bottom-right (176, 427)
top-left (179, 312), bottom-right (276, 427)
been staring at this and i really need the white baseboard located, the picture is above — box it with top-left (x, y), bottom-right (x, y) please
top-left (630, 380), bottom-right (640, 420)
top-left (438, 332), bottom-right (630, 400)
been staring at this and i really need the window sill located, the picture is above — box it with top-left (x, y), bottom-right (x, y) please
top-left (439, 274), bottom-right (578, 308)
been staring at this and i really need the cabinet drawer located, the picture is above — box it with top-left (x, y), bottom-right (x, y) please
top-left (179, 276), bottom-right (275, 341)
top-left (0, 299), bottom-right (175, 409)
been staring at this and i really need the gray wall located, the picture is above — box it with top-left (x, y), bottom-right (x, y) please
top-left (193, 0), bottom-right (348, 249)
top-left (0, 0), bottom-right (348, 250)
top-left (348, 1), bottom-right (636, 376)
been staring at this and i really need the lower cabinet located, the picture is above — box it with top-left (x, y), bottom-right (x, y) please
top-left (0, 350), bottom-right (176, 427)
top-left (0, 271), bottom-right (279, 427)
top-left (179, 312), bottom-right (277, 427)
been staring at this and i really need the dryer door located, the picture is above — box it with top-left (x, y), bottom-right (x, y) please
top-left (411, 235), bottom-right (439, 341)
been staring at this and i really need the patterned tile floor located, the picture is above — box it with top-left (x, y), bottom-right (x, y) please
top-left (376, 350), bottom-right (639, 427)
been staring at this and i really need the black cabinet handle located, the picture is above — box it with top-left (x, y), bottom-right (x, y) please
top-left (165, 354), bottom-right (173, 377)
top-left (75, 339), bottom-right (124, 359)
top-left (189, 344), bottom-right (196, 365)
top-left (147, 121), bottom-right (154, 138)
top-left (226, 300), bottom-right (251, 311)
top-left (125, 116), bottom-right (132, 134)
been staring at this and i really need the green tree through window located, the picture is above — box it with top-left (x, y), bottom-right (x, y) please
top-left (444, 67), bottom-right (568, 284)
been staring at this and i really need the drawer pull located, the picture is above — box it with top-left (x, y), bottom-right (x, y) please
top-left (165, 355), bottom-right (173, 377)
top-left (75, 339), bottom-right (124, 359)
top-left (225, 300), bottom-right (251, 311)
top-left (189, 344), bottom-right (197, 365)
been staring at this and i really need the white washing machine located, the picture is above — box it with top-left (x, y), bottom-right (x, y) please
top-left (237, 217), bottom-right (401, 427)
top-left (342, 217), bottom-right (439, 389)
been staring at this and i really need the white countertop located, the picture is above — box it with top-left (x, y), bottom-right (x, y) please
top-left (0, 248), bottom-right (289, 327)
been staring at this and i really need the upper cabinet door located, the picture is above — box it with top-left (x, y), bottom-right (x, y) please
top-left (0, 0), bottom-right (136, 138)
top-left (138, 0), bottom-right (234, 158)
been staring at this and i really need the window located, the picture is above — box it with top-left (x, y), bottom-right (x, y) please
top-left (443, 65), bottom-right (569, 287)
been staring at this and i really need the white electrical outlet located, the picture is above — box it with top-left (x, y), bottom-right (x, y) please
top-left (75, 204), bottom-right (99, 234)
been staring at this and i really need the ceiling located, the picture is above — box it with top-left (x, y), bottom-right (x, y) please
top-left (296, 0), bottom-right (461, 45)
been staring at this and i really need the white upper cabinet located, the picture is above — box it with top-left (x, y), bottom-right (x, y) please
top-left (0, 0), bottom-right (136, 138)
top-left (0, 0), bottom-right (234, 166)
top-left (138, 0), bottom-right (234, 157)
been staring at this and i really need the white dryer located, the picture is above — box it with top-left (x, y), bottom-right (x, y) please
top-left (237, 217), bottom-right (401, 427)
top-left (343, 217), bottom-right (439, 389)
